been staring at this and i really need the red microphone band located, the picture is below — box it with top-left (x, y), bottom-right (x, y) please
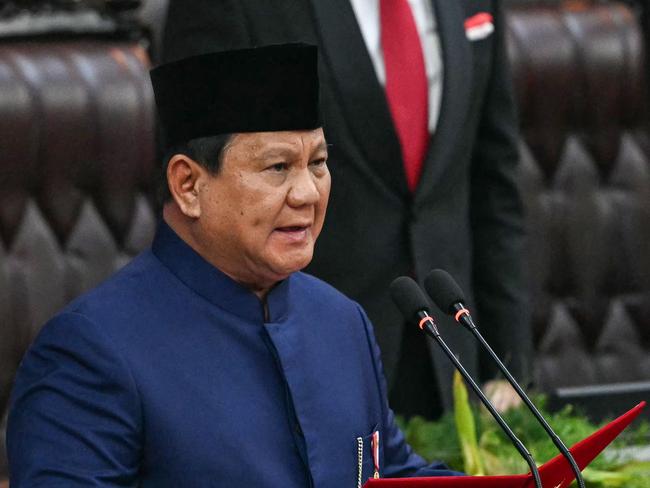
top-left (454, 308), bottom-right (470, 323)
top-left (418, 316), bottom-right (434, 330)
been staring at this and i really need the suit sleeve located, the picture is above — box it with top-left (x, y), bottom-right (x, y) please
top-left (7, 312), bottom-right (142, 487)
top-left (162, 0), bottom-right (253, 62)
top-left (469, 1), bottom-right (532, 385)
top-left (357, 305), bottom-right (464, 478)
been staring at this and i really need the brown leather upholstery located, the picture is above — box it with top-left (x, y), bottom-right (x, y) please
top-left (0, 41), bottom-right (156, 478)
top-left (506, 3), bottom-right (650, 391)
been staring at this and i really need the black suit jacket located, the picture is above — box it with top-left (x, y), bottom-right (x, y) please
top-left (162, 0), bottom-right (531, 410)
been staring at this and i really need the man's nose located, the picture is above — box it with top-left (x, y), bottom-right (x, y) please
top-left (287, 168), bottom-right (320, 207)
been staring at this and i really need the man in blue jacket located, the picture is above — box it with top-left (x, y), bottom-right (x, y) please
top-left (7, 44), bottom-right (461, 487)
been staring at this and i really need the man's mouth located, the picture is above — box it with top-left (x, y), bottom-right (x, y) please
top-left (276, 226), bottom-right (308, 232)
top-left (274, 225), bottom-right (311, 242)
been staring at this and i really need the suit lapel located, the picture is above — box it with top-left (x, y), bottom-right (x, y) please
top-left (309, 0), bottom-right (409, 198)
top-left (415, 0), bottom-right (473, 205)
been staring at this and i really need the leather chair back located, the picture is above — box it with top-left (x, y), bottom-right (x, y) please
top-left (0, 41), bottom-right (156, 478)
top-left (506, 3), bottom-right (650, 390)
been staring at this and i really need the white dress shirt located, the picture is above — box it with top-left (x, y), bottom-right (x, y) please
top-left (349, 0), bottom-right (443, 133)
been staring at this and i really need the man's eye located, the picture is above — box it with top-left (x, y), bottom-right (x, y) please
top-left (310, 158), bottom-right (327, 167)
top-left (269, 163), bottom-right (288, 172)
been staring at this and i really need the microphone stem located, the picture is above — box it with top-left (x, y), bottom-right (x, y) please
top-left (459, 311), bottom-right (586, 488)
top-left (418, 313), bottom-right (543, 488)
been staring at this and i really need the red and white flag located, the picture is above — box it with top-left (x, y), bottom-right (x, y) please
top-left (464, 13), bottom-right (494, 41)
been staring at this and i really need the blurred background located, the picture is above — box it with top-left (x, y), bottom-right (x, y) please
top-left (0, 0), bottom-right (650, 483)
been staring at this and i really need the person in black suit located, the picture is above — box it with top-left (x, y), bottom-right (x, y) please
top-left (162, 0), bottom-right (531, 419)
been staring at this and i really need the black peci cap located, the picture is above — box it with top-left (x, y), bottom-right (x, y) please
top-left (150, 43), bottom-right (321, 148)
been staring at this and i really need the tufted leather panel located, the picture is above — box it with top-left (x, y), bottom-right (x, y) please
top-left (506, 3), bottom-right (650, 391)
top-left (0, 41), bottom-right (156, 478)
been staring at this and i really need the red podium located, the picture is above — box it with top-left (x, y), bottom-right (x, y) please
top-left (364, 402), bottom-right (646, 488)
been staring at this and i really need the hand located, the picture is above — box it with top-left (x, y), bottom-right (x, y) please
top-left (483, 379), bottom-right (522, 413)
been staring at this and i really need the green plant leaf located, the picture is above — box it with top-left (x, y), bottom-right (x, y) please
top-left (398, 382), bottom-right (650, 486)
top-left (453, 370), bottom-right (485, 475)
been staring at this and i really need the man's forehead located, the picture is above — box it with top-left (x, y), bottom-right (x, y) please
top-left (230, 129), bottom-right (327, 154)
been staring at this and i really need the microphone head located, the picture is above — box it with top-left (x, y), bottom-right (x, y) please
top-left (389, 276), bottom-right (430, 321)
top-left (424, 269), bottom-right (465, 315)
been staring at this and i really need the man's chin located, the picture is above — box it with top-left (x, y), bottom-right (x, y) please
top-left (269, 254), bottom-right (313, 279)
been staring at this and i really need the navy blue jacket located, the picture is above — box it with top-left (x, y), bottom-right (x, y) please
top-left (8, 222), bottom-right (460, 487)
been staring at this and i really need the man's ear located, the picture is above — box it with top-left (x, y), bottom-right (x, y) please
top-left (166, 154), bottom-right (204, 218)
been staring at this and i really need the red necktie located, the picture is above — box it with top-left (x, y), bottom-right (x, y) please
top-left (380, 0), bottom-right (429, 192)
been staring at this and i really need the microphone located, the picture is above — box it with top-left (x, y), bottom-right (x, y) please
top-left (425, 269), bottom-right (586, 488)
top-left (389, 276), bottom-right (542, 488)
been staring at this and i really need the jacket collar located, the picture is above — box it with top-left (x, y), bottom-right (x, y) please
top-left (151, 220), bottom-right (291, 323)
top-left (414, 0), bottom-right (472, 206)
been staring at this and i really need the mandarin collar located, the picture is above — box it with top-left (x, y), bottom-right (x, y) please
top-left (151, 220), bottom-right (291, 323)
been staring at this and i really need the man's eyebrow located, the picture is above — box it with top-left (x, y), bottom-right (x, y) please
top-left (254, 141), bottom-right (330, 159)
top-left (254, 146), bottom-right (297, 159)
top-left (314, 141), bottom-right (330, 153)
